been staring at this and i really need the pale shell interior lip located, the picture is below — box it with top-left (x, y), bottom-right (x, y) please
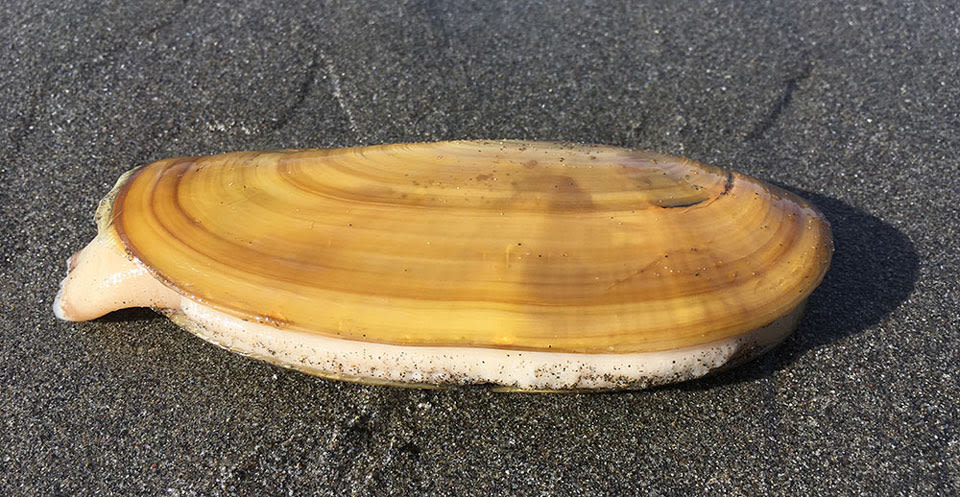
top-left (54, 233), bottom-right (804, 390)
top-left (169, 297), bottom-right (804, 391)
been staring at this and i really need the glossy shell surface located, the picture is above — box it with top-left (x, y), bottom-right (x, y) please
top-left (114, 141), bottom-right (829, 350)
top-left (57, 141), bottom-right (832, 390)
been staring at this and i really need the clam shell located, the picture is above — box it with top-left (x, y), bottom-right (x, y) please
top-left (55, 141), bottom-right (832, 391)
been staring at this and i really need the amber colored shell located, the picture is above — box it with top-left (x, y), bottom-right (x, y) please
top-left (104, 141), bottom-right (832, 355)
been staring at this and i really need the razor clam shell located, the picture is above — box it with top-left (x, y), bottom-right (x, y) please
top-left (55, 141), bottom-right (832, 390)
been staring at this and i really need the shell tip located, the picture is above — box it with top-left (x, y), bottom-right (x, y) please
top-left (52, 233), bottom-right (182, 321)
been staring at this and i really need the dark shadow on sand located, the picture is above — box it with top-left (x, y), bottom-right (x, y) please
top-left (674, 187), bottom-right (920, 391)
top-left (96, 307), bottom-right (162, 323)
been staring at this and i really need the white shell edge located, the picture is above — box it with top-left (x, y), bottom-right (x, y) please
top-left (55, 229), bottom-right (805, 391)
top-left (171, 296), bottom-right (804, 391)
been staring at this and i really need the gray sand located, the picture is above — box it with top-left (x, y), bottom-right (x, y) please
top-left (1, 1), bottom-right (957, 495)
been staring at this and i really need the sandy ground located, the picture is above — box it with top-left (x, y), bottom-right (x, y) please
top-left (1, 1), bottom-right (957, 495)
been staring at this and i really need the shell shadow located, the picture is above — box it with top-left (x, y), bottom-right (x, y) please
top-left (96, 307), bottom-right (162, 323)
top-left (674, 186), bottom-right (920, 391)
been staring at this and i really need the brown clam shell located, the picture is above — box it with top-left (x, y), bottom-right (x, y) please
top-left (55, 141), bottom-right (832, 390)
